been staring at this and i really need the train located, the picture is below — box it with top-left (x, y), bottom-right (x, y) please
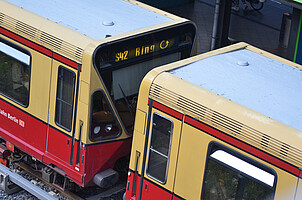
top-left (4, 0), bottom-right (300, 199)
top-left (0, 0), bottom-right (196, 190)
top-left (125, 42), bottom-right (302, 200)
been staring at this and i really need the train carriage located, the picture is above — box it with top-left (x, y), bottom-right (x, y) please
top-left (0, 0), bottom-right (196, 189)
top-left (126, 42), bottom-right (302, 199)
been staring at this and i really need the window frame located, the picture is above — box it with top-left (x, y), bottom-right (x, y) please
top-left (146, 112), bottom-right (174, 184)
top-left (0, 37), bottom-right (31, 107)
top-left (201, 142), bottom-right (277, 199)
top-left (89, 89), bottom-right (122, 141)
top-left (54, 66), bottom-right (76, 132)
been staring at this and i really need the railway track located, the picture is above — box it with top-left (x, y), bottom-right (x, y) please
top-left (0, 157), bottom-right (126, 200)
top-left (13, 162), bottom-right (82, 200)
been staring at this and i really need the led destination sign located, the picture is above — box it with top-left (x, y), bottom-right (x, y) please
top-left (114, 39), bottom-right (175, 63)
top-left (94, 23), bottom-right (196, 71)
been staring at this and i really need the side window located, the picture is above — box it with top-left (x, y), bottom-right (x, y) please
top-left (0, 40), bottom-right (30, 106)
top-left (202, 144), bottom-right (276, 200)
top-left (90, 90), bottom-right (121, 140)
top-left (55, 66), bottom-right (75, 131)
top-left (147, 113), bottom-right (173, 184)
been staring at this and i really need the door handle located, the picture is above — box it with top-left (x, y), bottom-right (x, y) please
top-left (76, 121), bottom-right (83, 164)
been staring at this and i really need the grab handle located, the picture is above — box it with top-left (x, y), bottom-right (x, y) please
top-left (76, 121), bottom-right (83, 164)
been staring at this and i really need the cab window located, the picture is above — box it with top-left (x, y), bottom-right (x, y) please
top-left (0, 40), bottom-right (30, 106)
top-left (90, 90), bottom-right (121, 140)
top-left (147, 113), bottom-right (173, 184)
top-left (202, 144), bottom-right (276, 200)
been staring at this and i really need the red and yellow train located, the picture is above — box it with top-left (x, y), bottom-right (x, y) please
top-left (126, 43), bottom-right (302, 200)
top-left (0, 0), bottom-right (196, 189)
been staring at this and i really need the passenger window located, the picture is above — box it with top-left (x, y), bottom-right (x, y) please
top-left (202, 144), bottom-right (275, 200)
top-left (147, 113), bottom-right (173, 183)
top-left (0, 40), bottom-right (30, 106)
top-left (55, 66), bottom-right (75, 131)
top-left (90, 90), bottom-right (121, 140)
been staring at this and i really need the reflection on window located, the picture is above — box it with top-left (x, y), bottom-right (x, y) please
top-left (0, 41), bottom-right (30, 106)
top-left (202, 147), bottom-right (275, 200)
top-left (147, 113), bottom-right (173, 183)
top-left (90, 90), bottom-right (120, 140)
top-left (100, 53), bottom-right (180, 133)
top-left (55, 67), bottom-right (75, 131)
top-left (111, 53), bottom-right (180, 100)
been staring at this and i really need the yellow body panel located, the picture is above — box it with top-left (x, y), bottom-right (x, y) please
top-left (173, 124), bottom-right (208, 199)
top-left (134, 109), bottom-right (147, 135)
top-left (0, 34), bottom-right (52, 122)
top-left (29, 51), bottom-right (52, 121)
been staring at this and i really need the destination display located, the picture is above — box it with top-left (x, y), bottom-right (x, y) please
top-left (114, 39), bottom-right (175, 63)
top-left (94, 23), bottom-right (196, 71)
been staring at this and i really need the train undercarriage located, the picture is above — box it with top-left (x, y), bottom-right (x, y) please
top-left (0, 137), bottom-right (129, 199)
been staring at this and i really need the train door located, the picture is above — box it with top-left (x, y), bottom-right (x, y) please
top-left (45, 60), bottom-right (78, 166)
top-left (294, 175), bottom-right (302, 200)
top-left (137, 102), bottom-right (183, 200)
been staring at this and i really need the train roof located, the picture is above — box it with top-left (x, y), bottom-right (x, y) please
top-left (4, 0), bottom-right (172, 40)
top-left (170, 46), bottom-right (302, 132)
top-left (143, 43), bottom-right (302, 169)
top-left (1, 0), bottom-right (188, 64)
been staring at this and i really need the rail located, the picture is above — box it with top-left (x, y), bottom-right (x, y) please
top-left (0, 164), bottom-right (57, 200)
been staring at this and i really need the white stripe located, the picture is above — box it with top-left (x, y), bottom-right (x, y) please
top-left (211, 150), bottom-right (275, 187)
top-left (0, 41), bottom-right (30, 65)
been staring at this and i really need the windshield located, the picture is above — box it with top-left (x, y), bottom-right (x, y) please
top-left (93, 23), bottom-right (196, 133)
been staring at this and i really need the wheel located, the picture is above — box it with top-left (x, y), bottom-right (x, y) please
top-left (250, 0), bottom-right (264, 11)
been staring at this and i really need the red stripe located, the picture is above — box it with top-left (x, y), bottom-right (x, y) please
top-left (152, 101), bottom-right (183, 120)
top-left (53, 52), bottom-right (79, 69)
top-left (151, 99), bottom-right (300, 177)
top-left (0, 27), bottom-right (52, 57)
top-left (0, 26), bottom-right (79, 70)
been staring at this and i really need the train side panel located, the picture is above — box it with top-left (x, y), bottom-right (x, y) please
top-left (0, 31), bottom-right (86, 185)
top-left (173, 119), bottom-right (298, 200)
top-left (0, 32), bottom-right (52, 161)
top-left (127, 100), bottom-right (300, 200)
